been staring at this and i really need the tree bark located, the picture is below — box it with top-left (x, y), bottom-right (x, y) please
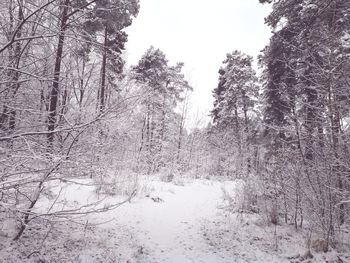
top-left (47, 0), bottom-right (70, 151)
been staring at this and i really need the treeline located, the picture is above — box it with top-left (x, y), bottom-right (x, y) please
top-left (209, 0), bottom-right (350, 251)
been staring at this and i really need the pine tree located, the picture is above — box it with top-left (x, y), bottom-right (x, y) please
top-left (211, 51), bottom-right (259, 177)
top-left (84, 0), bottom-right (139, 112)
top-left (259, 0), bottom-right (350, 240)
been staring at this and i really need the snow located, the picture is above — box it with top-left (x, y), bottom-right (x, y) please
top-left (1, 176), bottom-right (349, 262)
top-left (110, 179), bottom-right (229, 263)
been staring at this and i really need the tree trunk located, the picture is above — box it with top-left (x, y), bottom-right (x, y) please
top-left (158, 94), bottom-right (167, 155)
top-left (3, 0), bottom-right (24, 146)
top-left (242, 90), bottom-right (250, 175)
top-left (177, 95), bottom-right (188, 165)
top-left (47, 0), bottom-right (70, 150)
top-left (99, 26), bottom-right (108, 112)
top-left (8, 1), bottom-right (24, 135)
top-left (328, 83), bottom-right (344, 225)
top-left (177, 112), bottom-right (184, 164)
top-left (304, 87), bottom-right (317, 162)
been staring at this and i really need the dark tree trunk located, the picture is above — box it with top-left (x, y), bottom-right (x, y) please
top-left (47, 0), bottom-right (70, 150)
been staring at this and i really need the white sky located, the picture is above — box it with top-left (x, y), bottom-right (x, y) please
top-left (125, 0), bottom-right (272, 127)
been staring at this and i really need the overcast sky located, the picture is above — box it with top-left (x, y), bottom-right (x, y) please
top-left (125, 0), bottom-right (272, 127)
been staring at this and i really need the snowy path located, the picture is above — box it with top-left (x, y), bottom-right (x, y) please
top-left (112, 180), bottom-right (232, 263)
top-left (4, 178), bottom-right (348, 263)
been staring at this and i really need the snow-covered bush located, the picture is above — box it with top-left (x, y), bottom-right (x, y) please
top-left (94, 169), bottom-right (139, 197)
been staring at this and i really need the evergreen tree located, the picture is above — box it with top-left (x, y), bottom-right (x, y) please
top-left (84, 0), bottom-right (139, 111)
top-left (259, 0), bottom-right (350, 241)
top-left (211, 51), bottom-right (259, 177)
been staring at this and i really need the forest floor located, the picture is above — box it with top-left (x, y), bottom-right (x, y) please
top-left (0, 176), bottom-right (349, 263)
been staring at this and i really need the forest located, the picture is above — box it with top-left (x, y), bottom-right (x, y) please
top-left (0, 0), bottom-right (349, 262)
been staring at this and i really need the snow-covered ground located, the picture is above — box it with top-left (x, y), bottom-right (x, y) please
top-left (111, 179), bottom-right (230, 263)
top-left (1, 176), bottom-right (349, 262)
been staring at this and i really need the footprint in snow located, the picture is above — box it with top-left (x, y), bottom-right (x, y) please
top-left (151, 197), bottom-right (164, 202)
